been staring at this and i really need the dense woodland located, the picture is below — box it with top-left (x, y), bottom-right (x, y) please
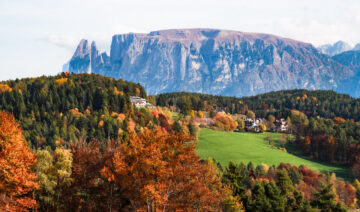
top-left (288, 110), bottom-right (360, 178)
top-left (156, 90), bottom-right (360, 120)
top-left (1, 74), bottom-right (360, 211)
top-left (221, 161), bottom-right (356, 211)
top-left (0, 73), bottom-right (148, 148)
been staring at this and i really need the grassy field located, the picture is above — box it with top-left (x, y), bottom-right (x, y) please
top-left (196, 128), bottom-right (351, 180)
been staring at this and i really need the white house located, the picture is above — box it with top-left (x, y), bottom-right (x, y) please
top-left (130, 96), bottom-right (154, 108)
top-left (130, 96), bottom-right (147, 108)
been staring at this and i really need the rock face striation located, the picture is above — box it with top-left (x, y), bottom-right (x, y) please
top-left (67, 29), bottom-right (357, 97)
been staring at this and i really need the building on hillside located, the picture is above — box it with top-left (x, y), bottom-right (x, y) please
top-left (244, 118), bottom-right (263, 132)
top-left (130, 96), bottom-right (154, 108)
top-left (274, 118), bottom-right (288, 132)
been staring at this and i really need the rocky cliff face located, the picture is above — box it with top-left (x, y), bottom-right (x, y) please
top-left (69, 39), bottom-right (110, 74)
top-left (68, 29), bottom-right (355, 97)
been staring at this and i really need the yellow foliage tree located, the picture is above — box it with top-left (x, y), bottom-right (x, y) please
top-left (198, 111), bottom-right (204, 118)
top-left (259, 124), bottom-right (267, 132)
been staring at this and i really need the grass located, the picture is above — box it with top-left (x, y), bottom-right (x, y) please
top-left (196, 128), bottom-right (351, 180)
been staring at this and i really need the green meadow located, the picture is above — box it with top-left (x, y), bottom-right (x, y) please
top-left (196, 128), bottom-right (351, 180)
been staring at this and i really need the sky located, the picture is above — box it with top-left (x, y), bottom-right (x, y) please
top-left (1, 0), bottom-right (360, 81)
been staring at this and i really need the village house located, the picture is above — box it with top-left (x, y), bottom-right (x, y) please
top-left (274, 118), bottom-right (288, 132)
top-left (244, 118), bottom-right (263, 132)
top-left (130, 96), bottom-right (154, 108)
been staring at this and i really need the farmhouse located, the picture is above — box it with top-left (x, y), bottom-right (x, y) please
top-left (244, 118), bottom-right (263, 132)
top-left (130, 96), bottom-right (153, 108)
top-left (274, 118), bottom-right (288, 132)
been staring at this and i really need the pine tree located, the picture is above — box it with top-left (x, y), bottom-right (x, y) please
top-left (264, 181), bottom-right (285, 211)
top-left (276, 170), bottom-right (293, 196)
top-left (222, 161), bottom-right (247, 203)
top-left (311, 183), bottom-right (347, 212)
top-left (248, 182), bottom-right (271, 211)
top-left (173, 120), bottom-right (182, 133)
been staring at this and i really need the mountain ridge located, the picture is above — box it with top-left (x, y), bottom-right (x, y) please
top-left (66, 28), bottom-right (357, 97)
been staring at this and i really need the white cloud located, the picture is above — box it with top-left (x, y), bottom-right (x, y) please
top-left (274, 18), bottom-right (359, 46)
top-left (39, 34), bottom-right (79, 51)
top-left (111, 24), bottom-right (147, 35)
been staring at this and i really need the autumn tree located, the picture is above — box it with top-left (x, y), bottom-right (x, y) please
top-left (237, 119), bottom-right (245, 131)
top-left (62, 139), bottom-right (126, 211)
top-left (268, 114), bottom-right (276, 129)
top-left (188, 121), bottom-right (199, 141)
top-left (36, 144), bottom-right (72, 211)
top-left (0, 112), bottom-right (38, 211)
top-left (259, 124), bottom-right (267, 133)
top-left (246, 110), bottom-right (255, 119)
top-left (197, 111), bottom-right (204, 118)
top-left (101, 129), bottom-right (227, 211)
top-left (353, 179), bottom-right (360, 208)
top-left (213, 113), bottom-right (238, 131)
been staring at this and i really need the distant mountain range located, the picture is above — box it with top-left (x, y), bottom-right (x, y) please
top-left (65, 28), bottom-right (360, 97)
top-left (318, 41), bottom-right (360, 56)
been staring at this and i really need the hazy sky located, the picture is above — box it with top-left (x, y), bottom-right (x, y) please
top-left (1, 0), bottom-right (360, 81)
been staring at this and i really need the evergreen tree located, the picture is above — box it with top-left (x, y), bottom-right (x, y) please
top-left (248, 182), bottom-right (271, 211)
top-left (276, 170), bottom-right (293, 196)
top-left (311, 183), bottom-right (347, 212)
top-left (222, 161), bottom-right (247, 204)
top-left (173, 120), bottom-right (182, 133)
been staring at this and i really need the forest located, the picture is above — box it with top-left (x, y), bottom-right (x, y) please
top-left (1, 73), bottom-right (360, 211)
top-left (155, 90), bottom-right (360, 120)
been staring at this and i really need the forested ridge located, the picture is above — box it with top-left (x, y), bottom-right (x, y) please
top-left (156, 90), bottom-right (360, 120)
top-left (0, 73), bottom-right (147, 148)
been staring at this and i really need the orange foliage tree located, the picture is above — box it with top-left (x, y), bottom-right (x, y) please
top-left (101, 130), bottom-right (227, 211)
top-left (0, 112), bottom-right (38, 211)
top-left (334, 117), bottom-right (346, 124)
top-left (212, 113), bottom-right (238, 131)
top-left (0, 84), bottom-right (12, 93)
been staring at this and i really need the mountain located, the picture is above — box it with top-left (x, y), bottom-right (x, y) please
top-left (353, 43), bottom-right (360, 51)
top-left (69, 39), bottom-right (110, 74)
top-left (332, 50), bottom-right (360, 96)
top-left (332, 50), bottom-right (360, 71)
top-left (67, 28), bottom-right (355, 97)
top-left (318, 41), bottom-right (352, 56)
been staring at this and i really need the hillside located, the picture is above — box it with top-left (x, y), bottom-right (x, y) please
top-left (66, 28), bottom-right (357, 97)
top-left (0, 73), bottom-right (147, 148)
top-left (156, 89), bottom-right (360, 121)
top-left (197, 129), bottom-right (350, 180)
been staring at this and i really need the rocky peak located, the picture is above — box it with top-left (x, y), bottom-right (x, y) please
top-left (73, 39), bottom-right (91, 58)
top-left (69, 39), bottom-right (109, 74)
top-left (353, 43), bottom-right (360, 51)
top-left (318, 41), bottom-right (352, 56)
